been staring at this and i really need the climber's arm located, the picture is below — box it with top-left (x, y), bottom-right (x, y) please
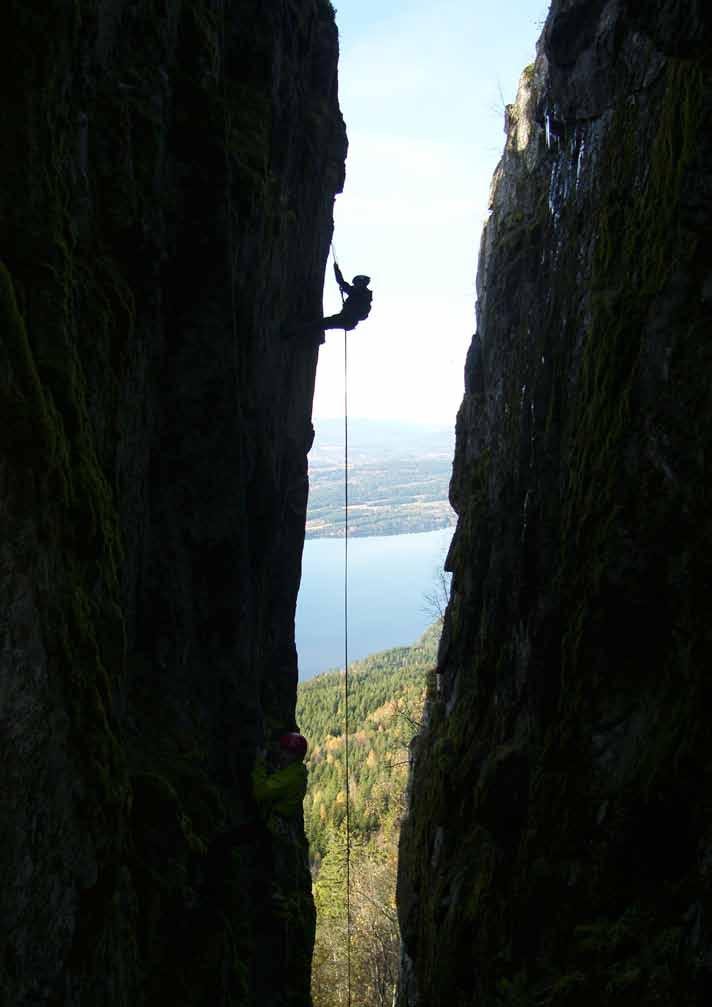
top-left (334, 262), bottom-right (352, 294)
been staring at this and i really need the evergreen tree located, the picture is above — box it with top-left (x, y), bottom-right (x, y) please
top-left (298, 623), bottom-right (439, 1007)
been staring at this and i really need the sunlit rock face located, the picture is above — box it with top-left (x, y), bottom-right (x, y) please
top-left (398, 1), bottom-right (712, 1004)
top-left (0, 2), bottom-right (345, 1004)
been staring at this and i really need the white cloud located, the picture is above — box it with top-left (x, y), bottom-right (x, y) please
top-left (313, 293), bottom-right (473, 425)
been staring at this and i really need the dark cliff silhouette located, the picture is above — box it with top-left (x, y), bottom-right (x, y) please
top-left (398, 2), bottom-right (712, 1004)
top-left (0, 1), bottom-right (345, 1004)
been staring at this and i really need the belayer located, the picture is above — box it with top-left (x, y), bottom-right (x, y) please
top-left (321, 262), bottom-right (372, 333)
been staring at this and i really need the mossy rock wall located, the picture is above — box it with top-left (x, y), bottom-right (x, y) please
top-left (0, 2), bottom-right (345, 1004)
top-left (398, 3), bottom-right (712, 1005)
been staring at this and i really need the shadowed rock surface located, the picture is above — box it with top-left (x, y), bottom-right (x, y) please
top-left (0, 1), bottom-right (345, 1004)
top-left (398, 1), bottom-right (712, 1004)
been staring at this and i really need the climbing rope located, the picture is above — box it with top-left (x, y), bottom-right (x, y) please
top-left (344, 331), bottom-right (352, 1007)
top-left (333, 240), bottom-right (353, 1007)
top-left (344, 321), bottom-right (353, 1007)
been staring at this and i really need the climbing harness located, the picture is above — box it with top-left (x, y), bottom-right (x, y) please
top-left (333, 240), bottom-right (353, 1007)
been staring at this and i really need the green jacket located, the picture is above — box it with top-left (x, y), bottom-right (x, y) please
top-left (252, 759), bottom-right (308, 818)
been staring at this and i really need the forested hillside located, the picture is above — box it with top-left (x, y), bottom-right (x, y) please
top-left (296, 624), bottom-right (438, 1006)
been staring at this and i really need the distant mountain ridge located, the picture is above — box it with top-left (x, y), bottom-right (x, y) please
top-left (311, 417), bottom-right (455, 459)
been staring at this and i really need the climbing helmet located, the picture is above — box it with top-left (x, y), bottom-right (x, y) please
top-left (279, 732), bottom-right (308, 759)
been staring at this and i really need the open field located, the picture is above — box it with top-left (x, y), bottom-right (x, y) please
top-left (306, 419), bottom-right (456, 537)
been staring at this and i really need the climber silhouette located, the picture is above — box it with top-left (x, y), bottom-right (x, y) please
top-left (321, 262), bottom-right (372, 332)
top-left (287, 262), bottom-right (372, 342)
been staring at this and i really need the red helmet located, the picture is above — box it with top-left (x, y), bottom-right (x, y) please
top-left (279, 732), bottom-right (308, 759)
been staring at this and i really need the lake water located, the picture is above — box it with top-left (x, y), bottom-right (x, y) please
top-left (296, 526), bottom-right (453, 680)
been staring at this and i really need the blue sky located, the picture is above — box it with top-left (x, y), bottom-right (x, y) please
top-left (313, 0), bottom-right (549, 426)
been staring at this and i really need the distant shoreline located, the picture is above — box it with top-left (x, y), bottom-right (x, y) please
top-left (306, 418), bottom-right (456, 541)
top-left (304, 516), bottom-right (456, 540)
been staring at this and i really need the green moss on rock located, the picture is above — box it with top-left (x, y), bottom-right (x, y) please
top-left (398, 27), bottom-right (712, 1007)
top-left (0, 261), bottom-right (58, 463)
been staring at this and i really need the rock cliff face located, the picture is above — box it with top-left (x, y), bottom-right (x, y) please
top-left (398, 2), bottom-right (711, 1004)
top-left (0, 2), bottom-right (345, 1004)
